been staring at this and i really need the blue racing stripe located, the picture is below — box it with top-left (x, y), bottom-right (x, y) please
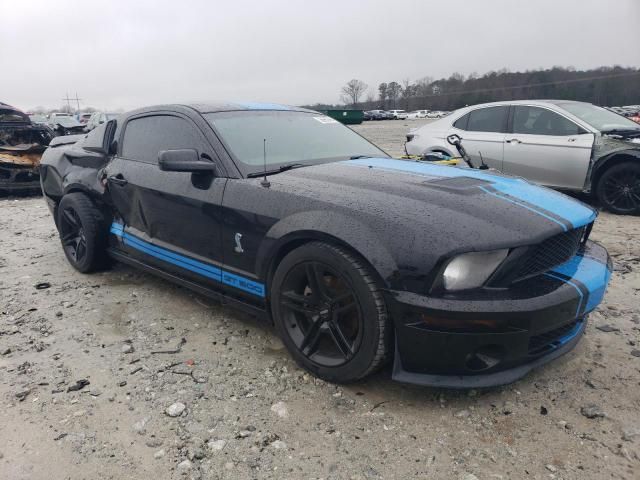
top-left (110, 223), bottom-right (265, 297)
top-left (550, 254), bottom-right (611, 313)
top-left (344, 158), bottom-right (596, 229)
top-left (479, 186), bottom-right (569, 231)
top-left (544, 272), bottom-right (584, 316)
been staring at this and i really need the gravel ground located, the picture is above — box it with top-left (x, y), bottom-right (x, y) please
top-left (1, 121), bottom-right (639, 480)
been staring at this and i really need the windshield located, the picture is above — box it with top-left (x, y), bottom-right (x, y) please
top-left (55, 117), bottom-right (83, 127)
top-left (205, 111), bottom-right (386, 172)
top-left (556, 102), bottom-right (640, 132)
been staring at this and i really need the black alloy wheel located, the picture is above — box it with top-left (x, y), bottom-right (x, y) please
top-left (59, 206), bottom-right (88, 263)
top-left (271, 242), bottom-right (390, 383)
top-left (279, 261), bottom-right (363, 367)
top-left (597, 162), bottom-right (640, 215)
top-left (56, 193), bottom-right (109, 272)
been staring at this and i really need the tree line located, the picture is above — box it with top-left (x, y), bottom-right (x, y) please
top-left (309, 66), bottom-right (640, 111)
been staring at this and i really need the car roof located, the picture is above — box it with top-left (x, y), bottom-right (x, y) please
top-left (120, 102), bottom-right (318, 119)
top-left (458, 99), bottom-right (592, 109)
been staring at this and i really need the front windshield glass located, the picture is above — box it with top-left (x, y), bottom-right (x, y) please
top-left (556, 102), bottom-right (640, 132)
top-left (205, 111), bottom-right (386, 171)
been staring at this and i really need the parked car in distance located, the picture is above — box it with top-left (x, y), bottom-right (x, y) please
top-left (85, 111), bottom-right (120, 131)
top-left (387, 109), bottom-right (408, 120)
top-left (48, 114), bottom-right (86, 136)
top-left (407, 110), bottom-right (430, 119)
top-left (406, 100), bottom-right (640, 214)
top-left (0, 102), bottom-right (53, 194)
top-left (28, 114), bottom-right (48, 125)
top-left (40, 102), bottom-right (611, 388)
top-left (76, 112), bottom-right (93, 124)
top-left (364, 110), bottom-right (388, 120)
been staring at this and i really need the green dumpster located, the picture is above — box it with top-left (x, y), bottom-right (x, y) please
top-left (321, 110), bottom-right (364, 125)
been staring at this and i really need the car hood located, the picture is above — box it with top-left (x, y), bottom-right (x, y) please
top-left (270, 158), bottom-right (596, 254)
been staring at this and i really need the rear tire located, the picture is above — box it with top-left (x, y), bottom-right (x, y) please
top-left (56, 193), bottom-right (109, 272)
top-left (596, 162), bottom-right (640, 215)
top-left (271, 242), bottom-right (391, 383)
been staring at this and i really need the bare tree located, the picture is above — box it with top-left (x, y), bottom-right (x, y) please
top-left (341, 79), bottom-right (368, 107)
top-left (387, 81), bottom-right (402, 108)
top-left (378, 83), bottom-right (388, 108)
top-left (401, 78), bottom-right (415, 109)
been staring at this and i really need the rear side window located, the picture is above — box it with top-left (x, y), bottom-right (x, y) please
top-left (466, 106), bottom-right (507, 133)
top-left (453, 113), bottom-right (469, 130)
top-left (121, 115), bottom-right (203, 163)
top-left (513, 106), bottom-right (582, 136)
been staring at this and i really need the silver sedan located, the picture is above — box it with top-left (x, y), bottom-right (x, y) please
top-left (405, 100), bottom-right (640, 214)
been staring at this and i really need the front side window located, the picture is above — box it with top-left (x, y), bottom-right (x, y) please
top-left (513, 106), bottom-right (581, 136)
top-left (205, 111), bottom-right (386, 174)
top-left (466, 106), bottom-right (507, 133)
top-left (121, 115), bottom-right (203, 163)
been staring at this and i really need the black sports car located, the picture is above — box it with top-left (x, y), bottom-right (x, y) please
top-left (39, 103), bottom-right (612, 388)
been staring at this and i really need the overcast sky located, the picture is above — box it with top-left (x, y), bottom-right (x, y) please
top-left (1, 0), bottom-right (639, 111)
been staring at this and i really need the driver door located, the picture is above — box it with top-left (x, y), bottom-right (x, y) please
top-left (106, 113), bottom-right (228, 289)
top-left (502, 105), bottom-right (594, 190)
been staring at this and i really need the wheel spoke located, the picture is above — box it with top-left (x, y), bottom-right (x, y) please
top-left (281, 290), bottom-right (318, 315)
top-left (61, 232), bottom-right (78, 245)
top-left (327, 321), bottom-right (353, 359)
top-left (305, 263), bottom-right (329, 301)
top-left (76, 238), bottom-right (86, 260)
top-left (299, 318), bottom-right (324, 356)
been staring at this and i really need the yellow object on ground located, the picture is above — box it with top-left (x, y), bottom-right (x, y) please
top-left (398, 155), bottom-right (461, 166)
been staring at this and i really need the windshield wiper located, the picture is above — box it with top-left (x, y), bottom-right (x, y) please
top-left (349, 155), bottom-right (373, 159)
top-left (246, 163), bottom-right (305, 178)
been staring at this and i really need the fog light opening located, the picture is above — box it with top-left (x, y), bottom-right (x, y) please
top-left (465, 345), bottom-right (505, 372)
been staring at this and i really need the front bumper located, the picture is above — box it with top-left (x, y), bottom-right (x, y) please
top-left (387, 241), bottom-right (612, 388)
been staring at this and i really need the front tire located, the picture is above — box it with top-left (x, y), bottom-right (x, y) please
top-left (271, 242), bottom-right (391, 383)
top-left (596, 162), bottom-right (640, 215)
top-left (57, 193), bottom-right (109, 272)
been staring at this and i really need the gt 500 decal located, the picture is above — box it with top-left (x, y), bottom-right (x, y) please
top-left (110, 223), bottom-right (265, 297)
top-left (222, 272), bottom-right (265, 296)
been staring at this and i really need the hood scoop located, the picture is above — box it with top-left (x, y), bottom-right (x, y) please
top-left (423, 175), bottom-right (492, 194)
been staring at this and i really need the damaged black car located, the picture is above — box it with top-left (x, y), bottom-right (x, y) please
top-left (40, 103), bottom-right (612, 388)
top-left (0, 102), bottom-right (53, 195)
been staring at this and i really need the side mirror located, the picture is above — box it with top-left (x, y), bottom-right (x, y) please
top-left (446, 134), bottom-right (462, 146)
top-left (158, 149), bottom-right (216, 173)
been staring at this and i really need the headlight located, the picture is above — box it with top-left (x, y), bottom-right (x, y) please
top-left (442, 249), bottom-right (509, 291)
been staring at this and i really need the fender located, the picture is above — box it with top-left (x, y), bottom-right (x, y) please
top-left (589, 147), bottom-right (640, 191)
top-left (256, 210), bottom-right (399, 286)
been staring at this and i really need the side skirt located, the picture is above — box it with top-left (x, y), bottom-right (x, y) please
top-left (108, 248), bottom-right (270, 322)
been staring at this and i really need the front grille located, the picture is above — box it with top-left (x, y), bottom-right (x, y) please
top-left (514, 226), bottom-right (587, 281)
top-left (528, 319), bottom-right (582, 355)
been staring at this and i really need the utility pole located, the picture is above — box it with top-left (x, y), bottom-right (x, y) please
top-left (74, 92), bottom-right (82, 112)
top-left (61, 92), bottom-right (82, 113)
top-left (62, 93), bottom-right (72, 112)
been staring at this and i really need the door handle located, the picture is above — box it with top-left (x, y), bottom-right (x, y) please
top-left (108, 174), bottom-right (128, 186)
top-left (568, 137), bottom-right (577, 142)
top-left (505, 138), bottom-right (521, 144)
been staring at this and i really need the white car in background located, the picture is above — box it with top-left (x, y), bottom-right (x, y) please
top-left (387, 109), bottom-right (408, 120)
top-left (405, 99), bottom-right (640, 214)
top-left (407, 110), bottom-right (430, 119)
